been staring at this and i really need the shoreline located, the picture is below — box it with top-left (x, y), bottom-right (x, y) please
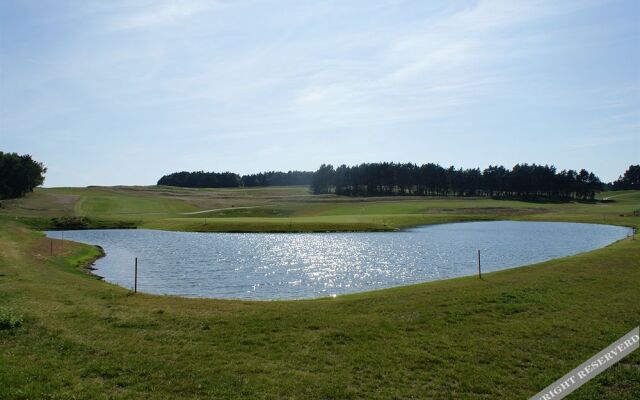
top-left (80, 244), bottom-right (106, 280)
top-left (50, 220), bottom-right (634, 301)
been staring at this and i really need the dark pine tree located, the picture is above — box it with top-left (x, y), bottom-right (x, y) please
top-left (0, 152), bottom-right (47, 199)
top-left (612, 165), bottom-right (640, 190)
top-left (310, 162), bottom-right (602, 200)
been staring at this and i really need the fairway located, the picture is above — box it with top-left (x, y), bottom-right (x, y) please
top-left (0, 188), bottom-right (639, 398)
top-left (2, 186), bottom-right (639, 232)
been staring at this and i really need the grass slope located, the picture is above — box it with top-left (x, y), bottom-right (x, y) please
top-left (1, 186), bottom-right (639, 232)
top-left (0, 188), bottom-right (639, 398)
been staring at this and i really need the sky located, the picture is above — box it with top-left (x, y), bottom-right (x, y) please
top-left (0, 0), bottom-right (638, 187)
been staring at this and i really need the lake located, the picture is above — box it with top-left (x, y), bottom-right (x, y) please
top-left (45, 221), bottom-right (632, 300)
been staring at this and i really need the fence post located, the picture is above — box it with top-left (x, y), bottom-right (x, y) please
top-left (134, 257), bottom-right (138, 293)
top-left (478, 249), bottom-right (482, 279)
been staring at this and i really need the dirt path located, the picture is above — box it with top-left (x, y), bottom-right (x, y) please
top-left (182, 206), bottom-right (257, 215)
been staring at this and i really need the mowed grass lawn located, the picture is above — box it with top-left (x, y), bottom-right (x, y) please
top-left (2, 186), bottom-right (639, 232)
top-left (0, 188), bottom-right (639, 398)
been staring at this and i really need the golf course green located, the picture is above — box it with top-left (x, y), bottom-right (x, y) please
top-left (0, 187), bottom-right (638, 399)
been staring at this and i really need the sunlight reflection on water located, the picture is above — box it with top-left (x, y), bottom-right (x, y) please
top-left (46, 221), bottom-right (631, 300)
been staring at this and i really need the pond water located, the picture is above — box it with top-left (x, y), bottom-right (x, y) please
top-left (45, 221), bottom-right (632, 300)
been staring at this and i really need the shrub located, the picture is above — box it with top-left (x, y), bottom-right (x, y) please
top-left (50, 216), bottom-right (90, 229)
top-left (0, 307), bottom-right (23, 330)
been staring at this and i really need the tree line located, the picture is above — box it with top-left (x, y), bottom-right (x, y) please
top-left (0, 151), bottom-right (47, 199)
top-left (157, 170), bottom-right (313, 188)
top-left (311, 162), bottom-right (605, 200)
top-left (242, 171), bottom-right (314, 187)
top-left (611, 165), bottom-right (639, 190)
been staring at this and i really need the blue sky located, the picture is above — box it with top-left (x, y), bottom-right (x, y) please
top-left (1, 0), bottom-right (638, 187)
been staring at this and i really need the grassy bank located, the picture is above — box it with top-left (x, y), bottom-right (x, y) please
top-left (0, 188), bottom-right (639, 398)
top-left (2, 186), bottom-right (639, 232)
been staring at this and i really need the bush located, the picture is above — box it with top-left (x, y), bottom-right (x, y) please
top-left (0, 307), bottom-right (23, 330)
top-left (50, 216), bottom-right (90, 229)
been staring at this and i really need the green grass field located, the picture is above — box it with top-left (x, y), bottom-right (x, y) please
top-left (2, 186), bottom-right (639, 232)
top-left (0, 187), bottom-right (639, 399)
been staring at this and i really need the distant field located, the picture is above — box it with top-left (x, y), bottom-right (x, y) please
top-left (2, 186), bottom-right (639, 232)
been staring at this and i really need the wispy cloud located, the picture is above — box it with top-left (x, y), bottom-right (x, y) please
top-left (281, 0), bottom-right (605, 129)
top-left (36, 0), bottom-right (608, 130)
top-left (108, 0), bottom-right (219, 31)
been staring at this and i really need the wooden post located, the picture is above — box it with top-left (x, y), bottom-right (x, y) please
top-left (477, 249), bottom-right (482, 279)
top-left (50, 239), bottom-right (53, 256)
top-left (61, 231), bottom-right (64, 251)
top-left (134, 257), bottom-right (138, 293)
